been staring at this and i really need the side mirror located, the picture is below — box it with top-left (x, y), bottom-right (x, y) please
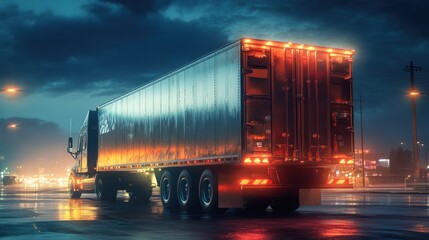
top-left (67, 137), bottom-right (74, 153)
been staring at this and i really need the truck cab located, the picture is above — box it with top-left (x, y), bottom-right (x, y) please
top-left (67, 110), bottom-right (98, 198)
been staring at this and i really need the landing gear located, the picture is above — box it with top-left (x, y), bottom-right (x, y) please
top-left (129, 183), bottom-right (153, 203)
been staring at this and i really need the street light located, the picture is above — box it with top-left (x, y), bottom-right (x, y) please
top-left (6, 88), bottom-right (16, 93)
top-left (418, 143), bottom-right (429, 179)
top-left (7, 123), bottom-right (18, 129)
top-left (1, 86), bottom-right (20, 96)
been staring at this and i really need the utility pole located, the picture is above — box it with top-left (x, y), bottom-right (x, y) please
top-left (358, 94), bottom-right (365, 187)
top-left (403, 61), bottom-right (421, 178)
top-left (0, 156), bottom-right (4, 175)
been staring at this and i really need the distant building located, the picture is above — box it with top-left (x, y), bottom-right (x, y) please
top-left (378, 159), bottom-right (390, 168)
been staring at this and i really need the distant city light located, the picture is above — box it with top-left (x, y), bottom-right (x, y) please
top-left (378, 159), bottom-right (390, 168)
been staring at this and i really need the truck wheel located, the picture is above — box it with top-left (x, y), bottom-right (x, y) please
top-left (129, 181), bottom-right (153, 203)
top-left (160, 171), bottom-right (178, 208)
top-left (198, 169), bottom-right (218, 213)
top-left (68, 177), bottom-right (81, 199)
top-left (177, 170), bottom-right (198, 210)
top-left (95, 175), bottom-right (117, 201)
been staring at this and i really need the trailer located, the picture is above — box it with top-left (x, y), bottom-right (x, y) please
top-left (67, 38), bottom-right (354, 212)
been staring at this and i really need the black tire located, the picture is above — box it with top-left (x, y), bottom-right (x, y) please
top-left (270, 188), bottom-right (299, 212)
top-left (68, 177), bottom-right (81, 199)
top-left (95, 175), bottom-right (117, 201)
top-left (160, 171), bottom-right (178, 208)
top-left (198, 169), bottom-right (218, 213)
top-left (177, 170), bottom-right (198, 211)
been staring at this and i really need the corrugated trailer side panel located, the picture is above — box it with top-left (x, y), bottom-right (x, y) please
top-left (97, 42), bottom-right (242, 169)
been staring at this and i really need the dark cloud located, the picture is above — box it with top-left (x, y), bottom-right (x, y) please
top-left (100, 0), bottom-right (172, 15)
top-left (0, 2), bottom-right (228, 96)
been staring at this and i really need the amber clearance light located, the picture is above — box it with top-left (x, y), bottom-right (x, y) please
top-left (242, 38), bottom-right (355, 56)
top-left (243, 157), bottom-right (270, 164)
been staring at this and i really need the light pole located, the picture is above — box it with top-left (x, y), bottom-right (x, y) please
top-left (359, 94), bottom-right (365, 188)
top-left (0, 156), bottom-right (4, 174)
top-left (425, 148), bottom-right (429, 168)
top-left (1, 86), bottom-right (20, 177)
top-left (424, 146), bottom-right (428, 179)
top-left (404, 61), bottom-right (421, 178)
top-left (418, 142), bottom-right (427, 177)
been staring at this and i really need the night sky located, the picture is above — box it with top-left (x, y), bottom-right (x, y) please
top-left (0, 0), bottom-right (428, 176)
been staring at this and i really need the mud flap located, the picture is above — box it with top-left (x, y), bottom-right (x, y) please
top-left (299, 188), bottom-right (321, 206)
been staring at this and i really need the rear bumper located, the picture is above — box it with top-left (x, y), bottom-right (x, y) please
top-left (241, 185), bottom-right (295, 198)
top-left (216, 164), bottom-right (351, 208)
top-left (241, 185), bottom-right (323, 206)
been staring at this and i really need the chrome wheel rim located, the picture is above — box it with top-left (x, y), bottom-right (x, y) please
top-left (161, 178), bottom-right (171, 203)
top-left (201, 178), bottom-right (213, 207)
top-left (96, 179), bottom-right (102, 198)
top-left (178, 177), bottom-right (189, 205)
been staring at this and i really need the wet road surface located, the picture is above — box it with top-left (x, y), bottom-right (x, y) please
top-left (1, 183), bottom-right (428, 239)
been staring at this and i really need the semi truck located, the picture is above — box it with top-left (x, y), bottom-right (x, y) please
top-left (67, 38), bottom-right (354, 212)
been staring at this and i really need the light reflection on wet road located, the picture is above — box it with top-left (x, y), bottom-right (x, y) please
top-left (1, 184), bottom-right (429, 239)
